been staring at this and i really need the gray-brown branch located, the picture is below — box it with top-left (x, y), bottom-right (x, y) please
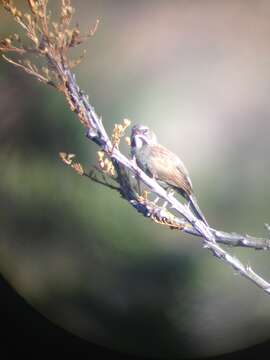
top-left (90, 168), bottom-right (270, 251)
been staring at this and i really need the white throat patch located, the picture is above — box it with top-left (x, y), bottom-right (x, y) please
top-left (134, 136), bottom-right (144, 149)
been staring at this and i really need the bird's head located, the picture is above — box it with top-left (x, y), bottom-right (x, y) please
top-left (131, 124), bottom-right (157, 150)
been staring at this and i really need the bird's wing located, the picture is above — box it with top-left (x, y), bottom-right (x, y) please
top-left (148, 145), bottom-right (193, 195)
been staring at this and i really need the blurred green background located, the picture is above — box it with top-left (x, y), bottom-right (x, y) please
top-left (1, 0), bottom-right (270, 358)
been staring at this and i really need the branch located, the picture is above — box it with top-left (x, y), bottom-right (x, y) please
top-left (1, 0), bottom-right (270, 295)
top-left (60, 153), bottom-right (270, 250)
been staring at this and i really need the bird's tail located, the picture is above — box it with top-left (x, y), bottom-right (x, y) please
top-left (187, 193), bottom-right (209, 226)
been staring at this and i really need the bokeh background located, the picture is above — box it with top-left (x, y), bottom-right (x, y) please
top-left (1, 0), bottom-right (270, 358)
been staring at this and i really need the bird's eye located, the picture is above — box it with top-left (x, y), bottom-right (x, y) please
top-left (143, 129), bottom-right (149, 134)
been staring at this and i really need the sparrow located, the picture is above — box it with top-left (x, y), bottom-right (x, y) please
top-left (130, 124), bottom-right (208, 225)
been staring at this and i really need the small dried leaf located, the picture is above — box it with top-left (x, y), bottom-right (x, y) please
top-left (125, 137), bottom-right (131, 146)
top-left (2, 38), bottom-right (12, 47)
top-left (72, 162), bottom-right (84, 176)
top-left (97, 151), bottom-right (104, 160)
top-left (13, 33), bottom-right (20, 41)
top-left (89, 18), bottom-right (100, 36)
top-left (27, 0), bottom-right (38, 13)
top-left (123, 118), bottom-right (131, 127)
top-left (24, 13), bottom-right (32, 23)
top-left (59, 152), bottom-right (75, 165)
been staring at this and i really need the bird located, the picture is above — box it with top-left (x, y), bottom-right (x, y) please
top-left (130, 124), bottom-right (208, 225)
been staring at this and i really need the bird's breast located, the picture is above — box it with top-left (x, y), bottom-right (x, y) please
top-left (135, 146), bottom-right (154, 177)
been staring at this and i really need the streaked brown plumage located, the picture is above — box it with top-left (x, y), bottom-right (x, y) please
top-left (131, 124), bottom-right (208, 225)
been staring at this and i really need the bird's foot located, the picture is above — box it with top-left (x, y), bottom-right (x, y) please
top-left (162, 201), bottom-right (168, 209)
top-left (166, 189), bottom-right (175, 198)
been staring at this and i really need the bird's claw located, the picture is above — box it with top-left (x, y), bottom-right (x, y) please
top-left (162, 201), bottom-right (168, 209)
